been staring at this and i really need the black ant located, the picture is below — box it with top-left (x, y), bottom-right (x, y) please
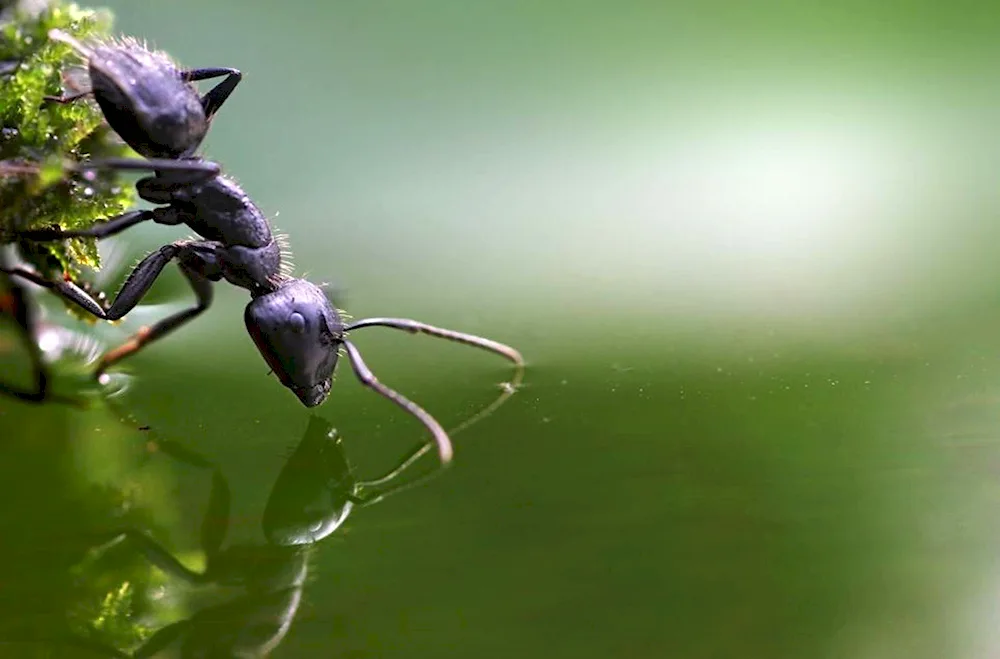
top-left (2, 30), bottom-right (524, 464)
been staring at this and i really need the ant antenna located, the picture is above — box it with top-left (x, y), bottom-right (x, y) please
top-left (345, 318), bottom-right (525, 503)
top-left (342, 340), bottom-right (453, 464)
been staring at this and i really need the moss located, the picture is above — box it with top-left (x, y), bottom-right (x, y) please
top-left (0, 4), bottom-right (171, 653)
top-left (0, 0), bottom-right (134, 276)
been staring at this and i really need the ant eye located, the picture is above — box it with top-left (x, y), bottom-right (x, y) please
top-left (288, 312), bottom-right (306, 333)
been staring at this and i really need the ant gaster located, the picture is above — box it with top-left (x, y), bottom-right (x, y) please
top-left (44, 29), bottom-right (242, 159)
top-left (2, 30), bottom-right (524, 464)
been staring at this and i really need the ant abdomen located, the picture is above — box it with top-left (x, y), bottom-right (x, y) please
top-left (88, 40), bottom-right (207, 159)
top-left (48, 29), bottom-right (242, 160)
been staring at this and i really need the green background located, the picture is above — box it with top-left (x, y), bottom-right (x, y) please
top-left (4, 1), bottom-right (1000, 657)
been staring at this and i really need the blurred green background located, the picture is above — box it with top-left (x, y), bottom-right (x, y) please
top-left (5, 0), bottom-right (1000, 657)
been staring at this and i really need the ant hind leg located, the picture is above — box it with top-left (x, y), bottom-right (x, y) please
top-left (96, 257), bottom-right (216, 379)
top-left (181, 67), bottom-right (242, 118)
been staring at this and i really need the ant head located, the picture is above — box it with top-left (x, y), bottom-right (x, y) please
top-left (87, 40), bottom-right (207, 158)
top-left (245, 279), bottom-right (343, 407)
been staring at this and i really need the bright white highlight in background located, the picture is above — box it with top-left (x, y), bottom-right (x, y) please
top-left (324, 80), bottom-right (990, 332)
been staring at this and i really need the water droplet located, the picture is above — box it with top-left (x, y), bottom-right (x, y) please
top-left (102, 372), bottom-right (132, 398)
top-left (37, 328), bottom-right (61, 354)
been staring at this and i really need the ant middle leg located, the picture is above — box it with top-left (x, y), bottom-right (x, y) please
top-left (96, 259), bottom-right (215, 378)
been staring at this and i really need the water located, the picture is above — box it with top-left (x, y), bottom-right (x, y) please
top-left (4, 1), bottom-right (1000, 657)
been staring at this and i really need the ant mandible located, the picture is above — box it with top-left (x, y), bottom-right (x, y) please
top-left (1, 30), bottom-right (524, 465)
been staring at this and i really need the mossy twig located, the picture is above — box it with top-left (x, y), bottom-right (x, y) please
top-left (0, 0), bottom-right (134, 277)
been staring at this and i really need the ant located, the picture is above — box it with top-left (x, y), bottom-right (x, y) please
top-left (2, 30), bottom-right (524, 464)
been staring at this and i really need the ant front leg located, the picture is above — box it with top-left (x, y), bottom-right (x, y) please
top-left (181, 67), bottom-right (243, 118)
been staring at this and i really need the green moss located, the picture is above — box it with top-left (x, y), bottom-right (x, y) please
top-left (0, 0), bottom-right (134, 276)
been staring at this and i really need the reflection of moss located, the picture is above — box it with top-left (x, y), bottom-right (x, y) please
top-left (0, 322), bottom-right (194, 656)
top-left (0, 404), bottom-right (170, 655)
top-left (0, 0), bottom-right (134, 277)
top-left (0, 0), bottom-right (174, 630)
top-left (66, 483), bottom-right (163, 651)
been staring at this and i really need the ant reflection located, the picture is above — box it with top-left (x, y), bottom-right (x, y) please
top-left (84, 416), bottom-right (442, 658)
